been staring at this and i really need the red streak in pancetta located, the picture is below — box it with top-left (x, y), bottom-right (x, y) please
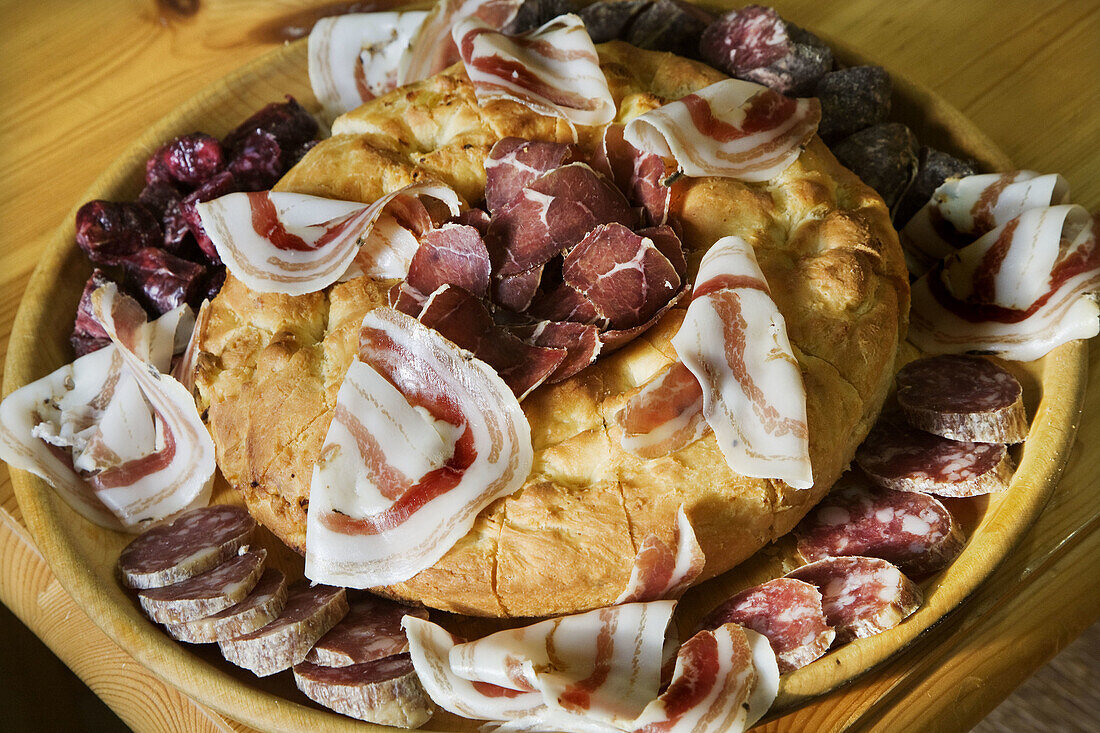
top-left (614, 507), bottom-right (705, 604)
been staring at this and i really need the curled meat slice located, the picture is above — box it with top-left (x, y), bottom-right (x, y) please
top-left (511, 319), bottom-right (602, 383)
top-left (165, 568), bottom-right (288, 644)
top-left (137, 548), bottom-right (266, 624)
top-left (402, 0), bottom-right (524, 84)
top-left (592, 123), bottom-right (676, 227)
top-left (618, 361), bottom-right (707, 459)
top-left (293, 654), bottom-right (434, 727)
top-left (407, 222), bottom-right (492, 299)
top-left (485, 136), bottom-right (582, 213)
top-left (306, 596), bottom-right (429, 667)
top-left (614, 507), bottom-right (705, 604)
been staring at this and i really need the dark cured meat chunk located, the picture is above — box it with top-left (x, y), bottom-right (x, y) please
top-left (117, 505), bottom-right (257, 589)
top-left (698, 578), bottom-right (834, 673)
top-left (222, 96), bottom-right (318, 171)
top-left (293, 654), bottom-right (433, 727)
top-left (511, 319), bottom-right (602, 382)
top-left (896, 355), bottom-right (1027, 444)
top-left (406, 223), bottom-right (492, 299)
top-left (306, 597), bottom-right (429, 667)
top-left (174, 169), bottom-right (238, 263)
top-left (579, 0), bottom-right (650, 43)
top-left (137, 549), bottom-right (267, 624)
top-left (121, 247), bottom-right (207, 315)
top-left (626, 0), bottom-right (713, 60)
top-left (145, 133), bottom-right (225, 187)
top-left (893, 147), bottom-right (979, 226)
top-left (814, 66), bottom-right (892, 143)
top-left (527, 282), bottom-right (602, 324)
top-left (563, 223), bottom-right (681, 330)
top-left (503, 0), bottom-right (580, 35)
top-left (138, 180), bottom-right (185, 221)
top-left (484, 137), bottom-right (581, 214)
top-left (489, 162), bottom-right (635, 276)
top-left (593, 124), bottom-right (675, 227)
top-left (493, 265), bottom-right (543, 312)
top-left (417, 285), bottom-right (566, 399)
top-left (75, 200), bottom-right (163, 266)
top-left (794, 479), bottom-right (964, 576)
top-left (72, 270), bottom-right (114, 357)
top-left (787, 556), bottom-right (922, 644)
top-left (856, 417), bottom-right (1014, 498)
top-left (831, 123), bottom-right (919, 214)
top-left (166, 568), bottom-right (289, 644)
top-left (226, 129), bottom-right (284, 192)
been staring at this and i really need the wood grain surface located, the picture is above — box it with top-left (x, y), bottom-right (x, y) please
top-left (0, 1), bottom-right (1097, 732)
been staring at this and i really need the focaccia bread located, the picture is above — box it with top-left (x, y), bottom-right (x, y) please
top-left (194, 42), bottom-right (909, 617)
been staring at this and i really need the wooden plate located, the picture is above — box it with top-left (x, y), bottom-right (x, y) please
top-left (2, 34), bottom-right (1087, 733)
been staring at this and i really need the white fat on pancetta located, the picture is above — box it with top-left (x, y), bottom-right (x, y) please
top-left (307, 11), bottom-right (430, 120)
top-left (0, 284), bottom-right (213, 531)
top-left (903, 171), bottom-right (1072, 276)
top-left (671, 236), bottom-right (812, 489)
top-left (617, 361), bottom-right (707, 459)
top-left (623, 78), bottom-right (820, 181)
top-left (402, 0), bottom-right (524, 85)
top-left (614, 507), bottom-right (705, 604)
top-left (304, 307), bottom-right (533, 587)
top-left (170, 298), bottom-right (209, 395)
top-left (910, 204), bottom-right (1100, 361)
top-left (453, 14), bottom-right (616, 128)
top-left (196, 184), bottom-right (460, 295)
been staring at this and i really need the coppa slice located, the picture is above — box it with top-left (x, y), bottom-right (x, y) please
top-left (306, 596), bottom-right (429, 667)
top-left (118, 504), bottom-right (256, 589)
top-left (293, 654), bottom-right (433, 727)
top-left (165, 568), bottom-right (288, 644)
top-left (787, 556), bottom-right (922, 644)
top-left (137, 549), bottom-right (266, 624)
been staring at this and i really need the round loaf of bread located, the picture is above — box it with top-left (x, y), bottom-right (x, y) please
top-left (194, 42), bottom-right (909, 617)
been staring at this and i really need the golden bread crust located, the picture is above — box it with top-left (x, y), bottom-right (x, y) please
top-left (195, 43), bottom-right (908, 617)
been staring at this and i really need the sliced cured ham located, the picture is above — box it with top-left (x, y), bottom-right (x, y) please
top-left (786, 557), bottom-right (922, 644)
top-left (618, 362), bottom-right (708, 459)
top-left (293, 654), bottom-right (434, 727)
top-left (697, 578), bottom-right (834, 673)
top-left (166, 568), bottom-right (288, 644)
top-left (909, 205), bottom-right (1100, 361)
top-left (453, 13), bottom-right (616, 128)
top-left (592, 123), bottom-right (676, 227)
top-left (196, 184), bottom-right (460, 295)
top-left (137, 548), bottom-right (266, 624)
top-left (528, 282), bottom-right (603, 325)
top-left (493, 265), bottom-right (544, 312)
top-left (402, 0), bottom-right (524, 85)
top-left (406, 222), bottom-right (492, 299)
top-left (623, 78), bottom-right (820, 181)
top-left (671, 236), bottom-right (812, 489)
top-left (307, 11), bottom-right (430, 119)
top-left (485, 137), bottom-right (582, 213)
top-left (614, 507), bottom-right (705, 604)
top-left (305, 308), bottom-right (533, 588)
top-left (306, 596), bottom-right (429, 667)
top-left (511, 319), bottom-right (602, 383)
top-left (902, 171), bottom-right (1071, 275)
top-left (895, 355), bottom-right (1028, 443)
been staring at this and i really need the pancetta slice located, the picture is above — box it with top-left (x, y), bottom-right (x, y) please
top-left (593, 124), bottom-right (676, 227)
top-left (614, 507), bottom-right (705, 604)
top-left (171, 298), bottom-right (210, 395)
top-left (307, 11), bottom-right (430, 119)
top-left (902, 171), bottom-right (1071, 275)
top-left (406, 223), bottom-right (492, 299)
top-left (196, 184), bottom-right (460, 295)
top-left (618, 362), bottom-right (707, 459)
top-left (402, 0), bottom-right (524, 85)
top-left (623, 78), bottom-right (820, 181)
top-left (671, 236), bottom-right (812, 489)
top-left (305, 308), bottom-right (533, 587)
top-left (485, 137), bottom-right (583, 214)
top-left (453, 13), bottom-right (616, 128)
top-left (909, 205), bottom-right (1100, 361)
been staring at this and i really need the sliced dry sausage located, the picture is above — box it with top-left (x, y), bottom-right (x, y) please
top-left (306, 596), bottom-right (429, 667)
top-left (165, 568), bottom-right (287, 644)
top-left (137, 548), bottom-right (266, 624)
top-left (293, 654), bottom-right (433, 727)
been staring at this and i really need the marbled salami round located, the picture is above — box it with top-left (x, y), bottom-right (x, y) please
top-left (137, 548), bottom-right (266, 624)
top-left (165, 568), bottom-right (288, 644)
top-left (293, 654), bottom-right (433, 727)
top-left (306, 596), bottom-right (429, 667)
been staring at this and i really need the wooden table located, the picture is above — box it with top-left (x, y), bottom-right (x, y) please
top-left (1, 1), bottom-right (1097, 731)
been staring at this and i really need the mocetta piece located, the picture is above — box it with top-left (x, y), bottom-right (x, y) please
top-left (137, 549), bottom-right (266, 624)
top-left (856, 418), bottom-right (1014, 498)
top-left (117, 504), bottom-right (256, 589)
top-left (219, 584), bottom-right (348, 677)
top-left (787, 556), bottom-right (922, 644)
top-left (696, 578), bottom-right (834, 673)
top-left (165, 568), bottom-right (288, 644)
top-left (895, 355), bottom-right (1028, 444)
top-left (795, 479), bottom-right (964, 576)
top-left (306, 596), bottom-right (429, 667)
top-left (293, 654), bottom-right (434, 727)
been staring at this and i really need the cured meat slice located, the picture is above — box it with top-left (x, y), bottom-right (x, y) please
top-left (794, 480), bottom-right (963, 576)
top-left (592, 124), bottom-right (675, 227)
top-left (562, 223), bottom-right (682, 330)
top-left (493, 265), bottom-right (544, 312)
top-left (402, 0), bottom-right (524, 85)
top-left (196, 184), bottom-right (460, 295)
top-left (786, 557), bottom-right (922, 644)
top-left (219, 584), bottom-right (349, 677)
top-left (909, 205), bottom-right (1100, 361)
top-left (307, 11), bottom-right (430, 119)
top-left (305, 308), bottom-right (533, 588)
top-left (511, 319), bottom-right (602, 383)
top-left (406, 223), bottom-right (492, 299)
top-left (614, 507), bottom-right (705, 604)
top-left (453, 13), bottom-right (616, 127)
top-left (389, 281), bottom-right (428, 317)
top-left (117, 504), bottom-right (256, 589)
top-left (895, 355), bottom-right (1028, 443)
top-left (485, 137), bottom-right (581, 213)
top-left (527, 282), bottom-right (602, 324)
top-left (598, 290), bottom-right (685, 354)
top-left (293, 654), bottom-right (434, 727)
top-left (165, 568), bottom-right (288, 643)
top-left (138, 549), bottom-right (266, 624)
top-left (618, 361), bottom-right (707, 459)
top-left (856, 418), bottom-right (1013, 498)
top-left (671, 236), bottom-right (812, 489)
top-left (417, 285), bottom-right (566, 398)
top-left (902, 171), bottom-right (1071, 275)
top-left (638, 225), bottom-right (687, 280)
top-left (623, 78), bottom-right (820, 182)
top-left (306, 596), bottom-right (429, 667)
top-left (697, 578), bottom-right (833, 673)
top-left (489, 162), bottom-right (635, 276)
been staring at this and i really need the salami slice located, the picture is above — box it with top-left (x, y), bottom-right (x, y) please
top-left (856, 418), bottom-right (1014, 498)
top-left (306, 596), bottom-right (429, 667)
top-left (165, 568), bottom-right (288, 644)
top-left (293, 654), bottom-right (434, 727)
top-left (786, 557), bottom-right (922, 644)
top-left (794, 480), bottom-right (964, 576)
top-left (219, 584), bottom-right (348, 677)
top-left (137, 549), bottom-right (266, 624)
top-left (697, 578), bottom-right (834, 673)
top-left (895, 355), bottom-right (1028, 444)
top-left (117, 505), bottom-right (256, 589)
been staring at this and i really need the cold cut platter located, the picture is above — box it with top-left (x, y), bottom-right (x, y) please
top-left (2, 3), bottom-right (1091, 732)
